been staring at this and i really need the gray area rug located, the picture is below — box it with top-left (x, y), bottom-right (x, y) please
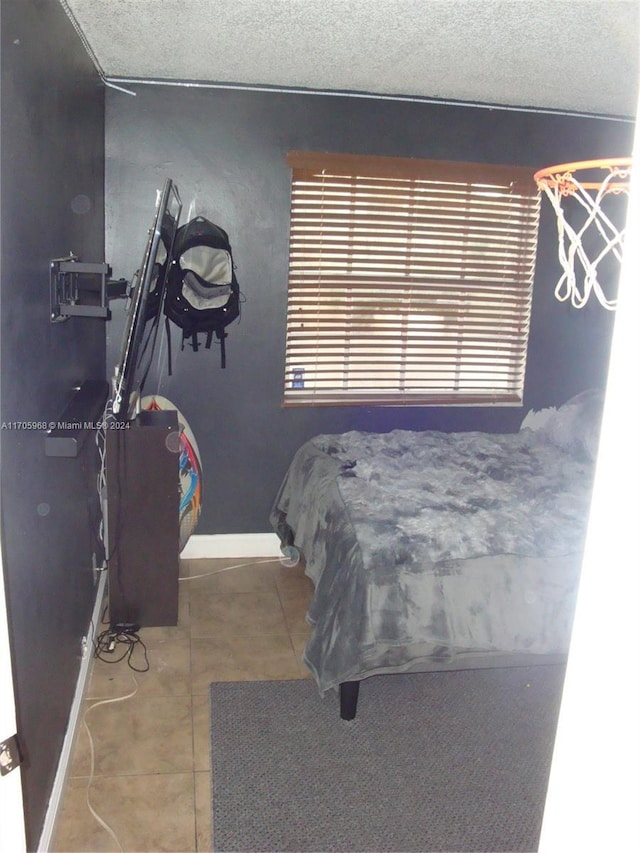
top-left (210, 666), bottom-right (565, 852)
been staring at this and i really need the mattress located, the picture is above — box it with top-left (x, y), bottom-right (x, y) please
top-left (271, 394), bottom-right (600, 694)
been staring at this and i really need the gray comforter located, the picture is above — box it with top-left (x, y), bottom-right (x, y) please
top-left (271, 416), bottom-right (596, 693)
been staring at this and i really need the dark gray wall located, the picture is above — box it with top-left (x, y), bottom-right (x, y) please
top-left (106, 85), bottom-right (634, 535)
top-left (0, 0), bottom-right (105, 846)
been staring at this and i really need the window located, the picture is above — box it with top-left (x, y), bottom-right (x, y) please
top-left (283, 151), bottom-right (540, 407)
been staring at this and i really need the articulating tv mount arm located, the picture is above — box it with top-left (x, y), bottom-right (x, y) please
top-left (50, 253), bottom-right (128, 322)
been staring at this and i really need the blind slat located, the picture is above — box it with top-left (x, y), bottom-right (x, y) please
top-left (287, 279), bottom-right (533, 294)
top-left (290, 209), bottom-right (538, 229)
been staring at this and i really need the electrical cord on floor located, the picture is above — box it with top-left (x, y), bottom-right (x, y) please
top-left (177, 553), bottom-right (300, 582)
top-left (83, 623), bottom-right (149, 849)
top-left (82, 674), bottom-right (139, 853)
top-left (79, 556), bottom-right (300, 848)
top-left (94, 624), bottom-right (150, 672)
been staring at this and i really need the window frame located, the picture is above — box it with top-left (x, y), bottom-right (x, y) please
top-left (283, 151), bottom-right (540, 407)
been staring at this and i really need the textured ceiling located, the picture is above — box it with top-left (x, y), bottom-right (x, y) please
top-left (63, 0), bottom-right (639, 117)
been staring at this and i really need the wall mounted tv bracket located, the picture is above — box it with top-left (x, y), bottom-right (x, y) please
top-left (50, 253), bottom-right (128, 322)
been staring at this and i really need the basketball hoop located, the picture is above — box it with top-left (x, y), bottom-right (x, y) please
top-left (534, 157), bottom-right (632, 310)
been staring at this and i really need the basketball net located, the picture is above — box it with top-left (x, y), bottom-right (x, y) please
top-left (534, 158), bottom-right (632, 310)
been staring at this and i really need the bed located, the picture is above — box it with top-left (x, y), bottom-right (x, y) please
top-left (270, 390), bottom-right (602, 719)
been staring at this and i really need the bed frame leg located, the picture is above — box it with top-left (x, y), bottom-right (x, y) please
top-left (339, 681), bottom-right (360, 720)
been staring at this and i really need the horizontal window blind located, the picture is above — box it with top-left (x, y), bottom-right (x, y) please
top-left (284, 151), bottom-right (540, 407)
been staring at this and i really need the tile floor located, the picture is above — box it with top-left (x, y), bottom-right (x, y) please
top-left (51, 556), bottom-right (314, 853)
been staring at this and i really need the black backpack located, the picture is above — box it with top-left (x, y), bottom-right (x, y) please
top-left (164, 216), bottom-right (241, 368)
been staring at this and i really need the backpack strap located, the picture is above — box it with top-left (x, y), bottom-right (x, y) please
top-left (183, 331), bottom-right (199, 352)
top-left (203, 329), bottom-right (226, 368)
top-left (218, 330), bottom-right (227, 369)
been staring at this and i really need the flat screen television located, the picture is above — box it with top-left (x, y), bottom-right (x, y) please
top-left (112, 179), bottom-right (182, 421)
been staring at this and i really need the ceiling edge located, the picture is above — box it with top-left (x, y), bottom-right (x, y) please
top-left (104, 76), bottom-right (637, 123)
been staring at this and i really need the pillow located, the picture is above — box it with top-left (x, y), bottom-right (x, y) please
top-left (537, 389), bottom-right (605, 461)
top-left (520, 405), bottom-right (558, 432)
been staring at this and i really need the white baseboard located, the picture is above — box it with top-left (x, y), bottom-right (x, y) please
top-left (180, 533), bottom-right (283, 560)
top-left (37, 570), bottom-right (108, 853)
